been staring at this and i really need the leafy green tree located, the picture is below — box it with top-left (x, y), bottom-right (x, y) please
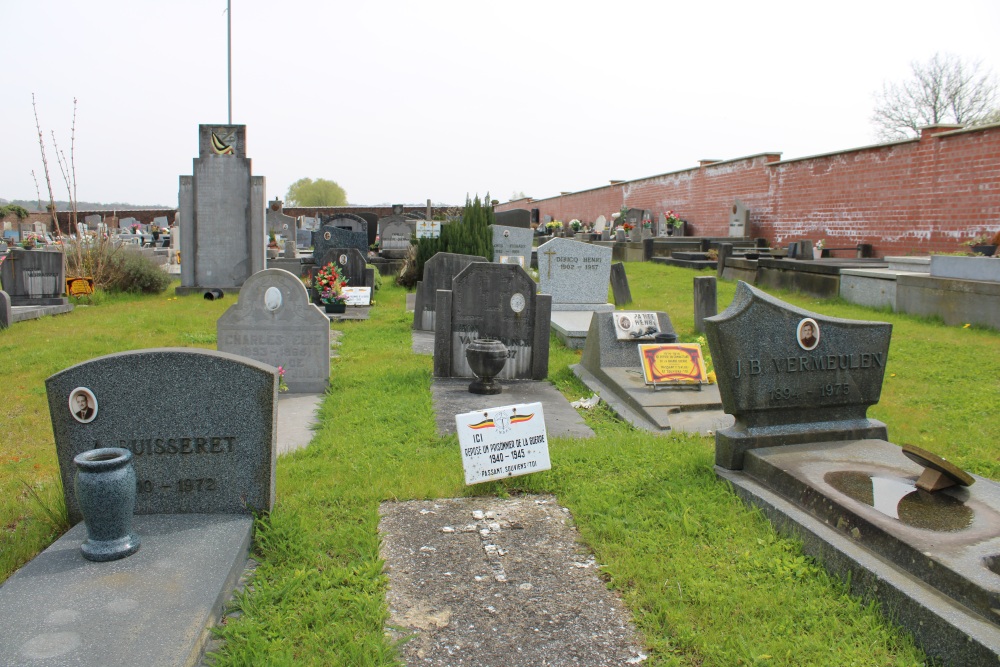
top-left (285, 178), bottom-right (348, 206)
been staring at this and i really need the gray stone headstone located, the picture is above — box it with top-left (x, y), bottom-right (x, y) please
top-left (717, 243), bottom-right (734, 279)
top-left (412, 252), bottom-right (487, 331)
top-left (312, 225), bottom-right (368, 262)
top-left (0, 249), bottom-right (67, 306)
top-left (704, 281), bottom-right (891, 469)
top-left (593, 215), bottom-right (607, 233)
top-left (491, 224), bottom-right (534, 268)
top-left (84, 214), bottom-right (102, 226)
top-left (493, 209), bottom-right (532, 229)
top-left (433, 263), bottom-right (551, 381)
top-left (178, 124), bottom-right (265, 293)
top-left (729, 200), bottom-right (749, 237)
top-left (46, 348), bottom-right (278, 524)
top-left (317, 247), bottom-right (371, 288)
top-left (299, 216), bottom-right (320, 232)
top-left (380, 220), bottom-right (413, 259)
top-left (0, 290), bottom-right (10, 329)
top-left (610, 262), bottom-right (632, 307)
top-left (217, 268), bottom-right (330, 393)
top-left (120, 217), bottom-right (138, 230)
top-left (153, 216), bottom-right (169, 228)
top-left (579, 310), bottom-right (676, 377)
top-left (296, 228), bottom-right (312, 249)
top-left (266, 198), bottom-right (296, 235)
top-left (693, 276), bottom-right (717, 333)
top-left (537, 237), bottom-right (612, 309)
top-left (357, 212), bottom-right (379, 246)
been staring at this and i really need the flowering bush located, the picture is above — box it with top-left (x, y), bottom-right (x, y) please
top-left (315, 262), bottom-right (348, 304)
top-left (665, 210), bottom-right (683, 228)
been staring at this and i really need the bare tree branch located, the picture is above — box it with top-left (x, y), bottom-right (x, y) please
top-left (872, 53), bottom-right (999, 142)
top-left (32, 93), bottom-right (59, 232)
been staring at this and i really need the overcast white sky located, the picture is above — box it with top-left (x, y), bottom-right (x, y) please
top-left (4, 0), bottom-right (1000, 208)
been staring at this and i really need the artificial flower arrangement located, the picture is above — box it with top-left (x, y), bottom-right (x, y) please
top-left (665, 210), bottom-right (683, 228)
top-left (621, 222), bottom-right (635, 231)
top-left (570, 219), bottom-right (582, 232)
top-left (315, 262), bottom-right (348, 304)
top-left (277, 366), bottom-right (289, 393)
top-left (545, 220), bottom-right (563, 232)
top-left (815, 239), bottom-right (826, 250)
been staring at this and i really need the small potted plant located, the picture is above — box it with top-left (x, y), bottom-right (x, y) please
top-left (569, 219), bottom-right (582, 233)
top-left (315, 262), bottom-right (348, 313)
top-left (964, 233), bottom-right (998, 257)
top-left (814, 239), bottom-right (826, 260)
top-left (267, 231), bottom-right (280, 259)
top-left (545, 220), bottom-right (563, 235)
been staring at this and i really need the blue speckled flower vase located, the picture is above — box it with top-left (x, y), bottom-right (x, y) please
top-left (73, 447), bottom-right (141, 561)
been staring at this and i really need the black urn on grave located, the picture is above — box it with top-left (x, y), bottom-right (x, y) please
top-left (465, 339), bottom-right (508, 395)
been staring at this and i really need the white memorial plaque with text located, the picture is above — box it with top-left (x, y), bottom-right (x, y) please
top-left (456, 402), bottom-right (550, 485)
top-left (342, 286), bottom-right (372, 306)
top-left (612, 311), bottom-right (661, 340)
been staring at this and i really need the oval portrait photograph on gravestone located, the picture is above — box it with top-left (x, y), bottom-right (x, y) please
top-left (69, 387), bottom-right (97, 424)
top-left (264, 286), bottom-right (282, 311)
top-left (797, 317), bottom-right (820, 351)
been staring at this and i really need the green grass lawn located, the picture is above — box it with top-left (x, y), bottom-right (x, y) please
top-left (3, 264), bottom-right (998, 666)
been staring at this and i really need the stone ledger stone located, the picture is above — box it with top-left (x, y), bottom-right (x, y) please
top-left (46, 348), bottom-right (277, 524)
top-left (217, 268), bottom-right (330, 393)
top-left (704, 281), bottom-right (890, 469)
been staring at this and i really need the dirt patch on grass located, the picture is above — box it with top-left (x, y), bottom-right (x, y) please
top-left (379, 495), bottom-right (646, 666)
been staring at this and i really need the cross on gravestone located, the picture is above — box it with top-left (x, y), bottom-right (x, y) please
top-left (542, 249), bottom-right (558, 279)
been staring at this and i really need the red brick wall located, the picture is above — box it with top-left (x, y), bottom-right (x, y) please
top-left (497, 124), bottom-right (1000, 257)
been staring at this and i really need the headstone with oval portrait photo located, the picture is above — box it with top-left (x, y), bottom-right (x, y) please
top-left (704, 280), bottom-right (892, 469)
top-left (216, 268), bottom-right (330, 393)
top-left (311, 224), bottom-right (368, 263)
top-left (491, 224), bottom-right (534, 269)
top-left (46, 348), bottom-right (278, 524)
top-left (317, 247), bottom-right (372, 289)
top-left (433, 262), bottom-right (551, 381)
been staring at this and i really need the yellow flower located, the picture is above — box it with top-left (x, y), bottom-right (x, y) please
top-left (963, 323), bottom-right (971, 328)
top-left (707, 371), bottom-right (717, 384)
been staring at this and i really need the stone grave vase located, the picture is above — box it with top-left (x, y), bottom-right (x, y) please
top-left (465, 338), bottom-right (508, 394)
top-left (73, 447), bottom-right (141, 561)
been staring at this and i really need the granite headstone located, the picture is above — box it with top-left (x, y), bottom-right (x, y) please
top-left (412, 252), bottom-right (486, 331)
top-left (312, 225), bottom-right (368, 262)
top-left (217, 268), bottom-right (330, 393)
top-left (610, 262), bottom-right (633, 307)
top-left (380, 219), bottom-right (413, 259)
top-left (492, 224), bottom-right (534, 268)
top-left (0, 290), bottom-right (10, 329)
top-left (704, 281), bottom-right (891, 469)
top-left (434, 263), bottom-right (551, 381)
top-left (693, 275), bottom-right (718, 333)
top-left (729, 200), bottom-right (749, 237)
top-left (317, 247), bottom-right (372, 289)
top-left (537, 237), bottom-right (612, 310)
top-left (0, 249), bottom-right (67, 306)
top-left (46, 348), bottom-right (278, 524)
top-left (493, 209), bottom-right (532, 229)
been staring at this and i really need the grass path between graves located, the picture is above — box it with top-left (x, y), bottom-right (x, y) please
top-left (2, 265), bottom-right (998, 665)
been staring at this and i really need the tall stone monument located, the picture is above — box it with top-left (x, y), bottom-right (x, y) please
top-left (177, 125), bottom-right (266, 295)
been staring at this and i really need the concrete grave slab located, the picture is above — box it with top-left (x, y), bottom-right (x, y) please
top-left (573, 310), bottom-right (731, 435)
top-left (0, 514), bottom-right (252, 667)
